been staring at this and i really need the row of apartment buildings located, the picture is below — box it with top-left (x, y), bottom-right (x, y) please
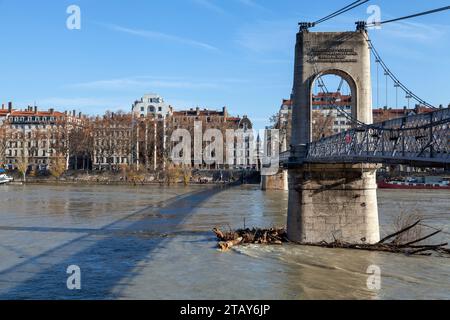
top-left (1, 92), bottom-right (440, 174)
top-left (0, 94), bottom-right (256, 173)
top-left (0, 102), bottom-right (84, 171)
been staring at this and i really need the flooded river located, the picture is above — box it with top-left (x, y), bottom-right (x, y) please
top-left (0, 184), bottom-right (448, 299)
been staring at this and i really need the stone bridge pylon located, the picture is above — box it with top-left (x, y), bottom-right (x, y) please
top-left (286, 27), bottom-right (380, 244)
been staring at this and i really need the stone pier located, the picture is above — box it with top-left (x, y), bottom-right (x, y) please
top-left (261, 171), bottom-right (289, 191)
top-left (287, 164), bottom-right (380, 244)
top-left (287, 28), bottom-right (380, 244)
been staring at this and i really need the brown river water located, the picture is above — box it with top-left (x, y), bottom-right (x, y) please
top-left (0, 184), bottom-right (448, 299)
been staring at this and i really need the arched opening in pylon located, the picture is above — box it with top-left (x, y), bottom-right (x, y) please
top-left (311, 72), bottom-right (355, 141)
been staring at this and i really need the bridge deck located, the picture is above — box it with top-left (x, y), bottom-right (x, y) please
top-left (280, 107), bottom-right (450, 168)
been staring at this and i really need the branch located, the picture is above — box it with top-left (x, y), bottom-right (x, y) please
top-left (378, 220), bottom-right (421, 244)
top-left (400, 230), bottom-right (442, 247)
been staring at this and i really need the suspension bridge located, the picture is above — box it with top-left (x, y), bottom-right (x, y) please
top-left (281, 106), bottom-right (450, 168)
top-left (270, 1), bottom-right (450, 245)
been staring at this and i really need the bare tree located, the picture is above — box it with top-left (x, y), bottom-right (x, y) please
top-left (93, 111), bottom-right (133, 171)
top-left (49, 154), bottom-right (67, 179)
top-left (48, 119), bottom-right (70, 171)
top-left (16, 154), bottom-right (28, 182)
top-left (0, 123), bottom-right (14, 167)
top-left (69, 121), bottom-right (94, 170)
top-left (312, 111), bottom-right (335, 141)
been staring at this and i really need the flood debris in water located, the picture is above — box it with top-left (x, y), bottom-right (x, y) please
top-left (213, 227), bottom-right (289, 251)
top-left (213, 220), bottom-right (450, 257)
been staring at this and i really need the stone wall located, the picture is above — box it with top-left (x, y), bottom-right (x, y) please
top-left (287, 164), bottom-right (380, 244)
top-left (261, 171), bottom-right (288, 191)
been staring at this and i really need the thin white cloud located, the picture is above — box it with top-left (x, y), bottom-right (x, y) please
top-left (69, 77), bottom-right (220, 91)
top-left (193, 0), bottom-right (269, 14)
top-left (102, 23), bottom-right (219, 52)
top-left (255, 58), bottom-right (292, 64)
top-left (235, 0), bottom-right (268, 11)
top-left (374, 20), bottom-right (450, 43)
top-left (236, 19), bottom-right (296, 53)
top-left (191, 0), bottom-right (226, 14)
top-left (29, 97), bottom-right (128, 114)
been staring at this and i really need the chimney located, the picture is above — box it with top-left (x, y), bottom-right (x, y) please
top-left (1, 103), bottom-right (4, 110)
top-left (49, 108), bottom-right (54, 114)
top-left (223, 106), bottom-right (228, 121)
top-left (73, 110), bottom-right (76, 117)
top-left (34, 106), bottom-right (38, 113)
top-left (8, 102), bottom-right (12, 112)
top-left (78, 112), bottom-right (82, 118)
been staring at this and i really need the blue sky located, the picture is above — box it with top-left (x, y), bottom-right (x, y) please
top-left (0, 0), bottom-right (449, 128)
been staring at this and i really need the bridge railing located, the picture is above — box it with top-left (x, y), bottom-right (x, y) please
top-left (298, 108), bottom-right (450, 166)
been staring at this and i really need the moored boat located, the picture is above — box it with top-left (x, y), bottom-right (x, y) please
top-left (378, 176), bottom-right (450, 190)
top-left (0, 169), bottom-right (14, 184)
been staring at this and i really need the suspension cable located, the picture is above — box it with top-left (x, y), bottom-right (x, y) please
top-left (310, 55), bottom-right (445, 132)
top-left (314, 0), bottom-right (370, 25)
top-left (316, 75), bottom-right (448, 133)
top-left (366, 36), bottom-right (437, 109)
top-left (316, 75), bottom-right (341, 138)
top-left (376, 57), bottom-right (380, 108)
top-left (313, 68), bottom-right (368, 128)
top-left (385, 70), bottom-right (389, 109)
top-left (367, 5), bottom-right (450, 27)
top-left (315, 0), bottom-right (363, 24)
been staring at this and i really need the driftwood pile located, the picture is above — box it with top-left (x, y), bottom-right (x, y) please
top-left (213, 220), bottom-right (450, 257)
top-left (213, 227), bottom-right (288, 251)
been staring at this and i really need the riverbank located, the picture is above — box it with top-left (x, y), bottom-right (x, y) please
top-left (17, 178), bottom-right (233, 186)
top-left (4, 169), bottom-right (261, 186)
